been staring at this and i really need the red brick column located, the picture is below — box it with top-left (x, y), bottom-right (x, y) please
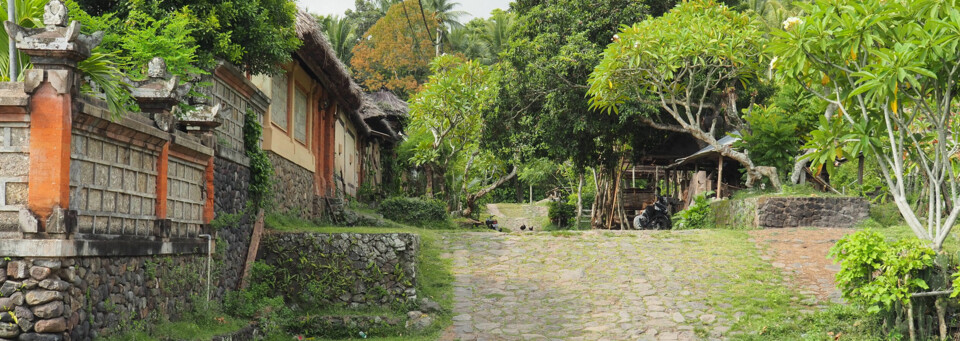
top-left (27, 81), bottom-right (72, 227)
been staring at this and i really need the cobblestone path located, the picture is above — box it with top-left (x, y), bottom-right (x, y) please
top-left (436, 229), bottom-right (830, 341)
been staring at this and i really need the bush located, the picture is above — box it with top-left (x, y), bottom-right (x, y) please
top-left (377, 197), bottom-right (449, 227)
top-left (829, 230), bottom-right (934, 314)
top-left (869, 201), bottom-right (904, 227)
top-left (672, 193), bottom-right (713, 229)
top-left (548, 201), bottom-right (575, 228)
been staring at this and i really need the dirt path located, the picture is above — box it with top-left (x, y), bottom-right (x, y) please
top-left (749, 228), bottom-right (851, 306)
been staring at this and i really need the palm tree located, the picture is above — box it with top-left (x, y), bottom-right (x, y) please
top-left (479, 10), bottom-right (514, 63)
top-left (421, 0), bottom-right (466, 55)
top-left (316, 14), bottom-right (358, 64)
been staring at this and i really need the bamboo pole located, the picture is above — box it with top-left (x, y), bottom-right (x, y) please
top-left (717, 156), bottom-right (723, 199)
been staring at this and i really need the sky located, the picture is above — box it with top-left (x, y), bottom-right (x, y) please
top-left (297, 0), bottom-right (512, 22)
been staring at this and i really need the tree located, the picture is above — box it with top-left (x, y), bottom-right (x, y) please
top-left (422, 0), bottom-right (465, 55)
top-left (407, 55), bottom-right (513, 215)
top-left (350, 0), bottom-right (438, 97)
top-left (345, 0), bottom-right (399, 41)
top-left (496, 0), bottom-right (663, 229)
top-left (316, 14), bottom-right (358, 64)
top-left (770, 0), bottom-right (960, 251)
top-left (587, 0), bottom-right (781, 189)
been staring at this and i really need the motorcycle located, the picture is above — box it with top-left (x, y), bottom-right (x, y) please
top-left (485, 216), bottom-right (502, 232)
top-left (633, 196), bottom-right (672, 230)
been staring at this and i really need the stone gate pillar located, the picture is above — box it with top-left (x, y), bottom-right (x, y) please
top-left (4, 0), bottom-right (101, 233)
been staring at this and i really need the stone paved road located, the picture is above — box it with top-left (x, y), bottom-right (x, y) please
top-left (436, 230), bottom-right (781, 341)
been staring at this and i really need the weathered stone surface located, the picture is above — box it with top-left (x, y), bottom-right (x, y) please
top-left (266, 152), bottom-right (316, 219)
top-left (34, 318), bottom-right (66, 333)
top-left (0, 322), bottom-right (18, 338)
top-left (7, 261), bottom-right (27, 279)
top-left (32, 261), bottom-right (61, 270)
top-left (0, 281), bottom-right (18, 296)
top-left (18, 332), bottom-right (62, 341)
top-left (31, 302), bottom-right (63, 319)
top-left (38, 280), bottom-right (68, 291)
top-left (0, 298), bottom-right (14, 310)
top-left (9, 292), bottom-right (24, 306)
top-left (29, 267), bottom-right (52, 281)
top-left (419, 297), bottom-right (443, 314)
top-left (713, 196), bottom-right (869, 229)
top-left (14, 306), bottom-right (34, 332)
top-left (259, 232), bottom-right (419, 308)
top-left (25, 291), bottom-right (62, 305)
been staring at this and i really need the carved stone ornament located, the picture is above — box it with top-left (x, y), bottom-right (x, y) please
top-left (128, 57), bottom-right (192, 114)
top-left (4, 0), bottom-right (102, 64)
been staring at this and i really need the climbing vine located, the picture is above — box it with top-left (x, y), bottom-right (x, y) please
top-left (243, 108), bottom-right (275, 209)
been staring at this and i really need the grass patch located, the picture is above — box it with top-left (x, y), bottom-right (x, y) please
top-left (102, 301), bottom-right (250, 341)
top-left (732, 305), bottom-right (885, 341)
top-left (731, 183), bottom-right (849, 200)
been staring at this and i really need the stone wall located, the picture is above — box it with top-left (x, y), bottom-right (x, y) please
top-left (757, 197), bottom-right (869, 228)
top-left (711, 196), bottom-right (869, 228)
top-left (0, 255), bottom-right (207, 341)
top-left (69, 130), bottom-right (160, 237)
top-left (266, 151), bottom-right (316, 219)
top-left (258, 232), bottom-right (419, 308)
top-left (213, 157), bottom-right (252, 295)
top-left (0, 122), bottom-right (28, 233)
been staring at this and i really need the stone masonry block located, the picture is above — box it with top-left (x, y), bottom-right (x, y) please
top-left (0, 154), bottom-right (28, 177)
top-left (5, 182), bottom-right (27, 205)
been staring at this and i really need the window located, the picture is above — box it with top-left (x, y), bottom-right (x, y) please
top-left (294, 87), bottom-right (308, 143)
top-left (270, 74), bottom-right (288, 129)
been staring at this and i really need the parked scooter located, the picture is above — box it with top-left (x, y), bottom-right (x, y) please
top-left (485, 216), bottom-right (502, 232)
top-left (633, 196), bottom-right (672, 230)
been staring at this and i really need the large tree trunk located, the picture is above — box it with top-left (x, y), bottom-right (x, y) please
top-left (462, 166), bottom-right (518, 217)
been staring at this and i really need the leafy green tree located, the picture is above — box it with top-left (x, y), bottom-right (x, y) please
top-left (316, 14), bottom-right (358, 64)
top-left (74, 0), bottom-right (300, 75)
top-left (587, 0), bottom-right (780, 189)
top-left (345, 0), bottom-right (399, 41)
top-left (770, 0), bottom-right (960, 251)
top-left (407, 55), bottom-right (513, 215)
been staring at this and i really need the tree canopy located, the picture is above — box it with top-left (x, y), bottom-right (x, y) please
top-left (350, 0), bottom-right (438, 98)
top-left (770, 0), bottom-right (960, 251)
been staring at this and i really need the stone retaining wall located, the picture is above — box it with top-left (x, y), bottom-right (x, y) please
top-left (213, 157), bottom-right (253, 295)
top-left (258, 232), bottom-right (419, 308)
top-left (712, 196), bottom-right (869, 228)
top-left (0, 255), bottom-right (208, 341)
top-left (266, 152), bottom-right (316, 219)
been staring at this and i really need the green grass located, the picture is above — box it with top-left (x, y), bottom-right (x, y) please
top-left (102, 309), bottom-right (249, 341)
top-left (731, 183), bottom-right (850, 200)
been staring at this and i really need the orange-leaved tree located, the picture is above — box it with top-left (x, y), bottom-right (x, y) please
top-left (350, 0), bottom-right (438, 98)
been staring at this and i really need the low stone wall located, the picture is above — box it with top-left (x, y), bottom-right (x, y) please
top-left (711, 196), bottom-right (869, 228)
top-left (0, 255), bottom-right (207, 341)
top-left (266, 152), bottom-right (316, 219)
top-left (258, 232), bottom-right (419, 308)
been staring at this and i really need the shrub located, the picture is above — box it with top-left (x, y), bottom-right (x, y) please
top-left (548, 201), bottom-right (575, 228)
top-left (869, 201), bottom-right (904, 227)
top-left (672, 193), bottom-right (713, 230)
top-left (377, 197), bottom-right (448, 227)
top-left (829, 230), bottom-right (935, 314)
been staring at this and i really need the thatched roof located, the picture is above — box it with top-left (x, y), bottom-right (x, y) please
top-left (366, 90), bottom-right (409, 118)
top-left (293, 9), bottom-right (363, 112)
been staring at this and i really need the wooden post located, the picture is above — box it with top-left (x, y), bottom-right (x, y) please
top-left (717, 155), bottom-right (723, 199)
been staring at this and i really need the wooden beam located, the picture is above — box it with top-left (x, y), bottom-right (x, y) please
top-left (717, 156), bottom-right (723, 199)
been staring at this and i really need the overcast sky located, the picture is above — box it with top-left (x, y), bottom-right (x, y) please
top-left (297, 0), bottom-right (512, 22)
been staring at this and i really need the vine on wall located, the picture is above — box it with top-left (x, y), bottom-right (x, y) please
top-left (244, 108), bottom-right (275, 209)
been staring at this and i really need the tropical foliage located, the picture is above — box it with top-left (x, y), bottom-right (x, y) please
top-left (770, 0), bottom-right (960, 251)
top-left (350, 0), bottom-right (438, 97)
